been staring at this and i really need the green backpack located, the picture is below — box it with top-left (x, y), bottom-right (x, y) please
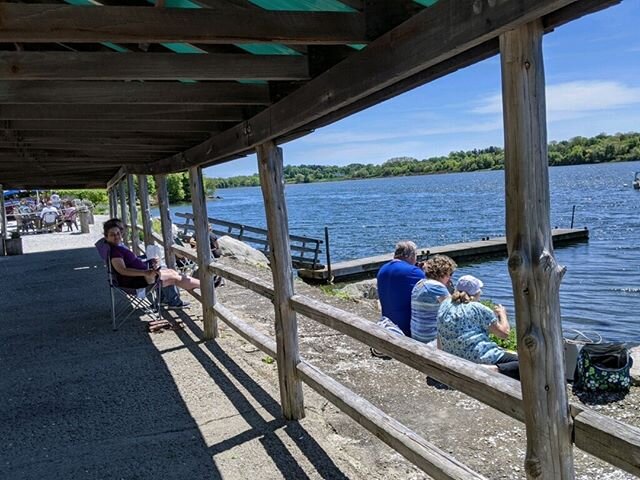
top-left (574, 343), bottom-right (633, 393)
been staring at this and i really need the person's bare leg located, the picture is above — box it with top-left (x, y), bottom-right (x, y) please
top-left (159, 269), bottom-right (200, 290)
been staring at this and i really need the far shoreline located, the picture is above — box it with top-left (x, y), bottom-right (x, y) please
top-left (215, 157), bottom-right (640, 190)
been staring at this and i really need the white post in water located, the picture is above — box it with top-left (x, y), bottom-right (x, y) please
top-left (127, 175), bottom-right (140, 254)
top-left (189, 166), bottom-right (218, 339)
top-left (257, 141), bottom-right (305, 420)
top-left (500, 20), bottom-right (574, 479)
top-left (154, 174), bottom-right (176, 270)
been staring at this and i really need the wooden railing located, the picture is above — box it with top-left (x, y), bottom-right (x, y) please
top-left (174, 212), bottom-right (325, 270)
top-left (161, 239), bottom-right (640, 479)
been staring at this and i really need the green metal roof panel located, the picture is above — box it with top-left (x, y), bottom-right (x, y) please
top-left (249, 0), bottom-right (355, 12)
top-left (414, 0), bottom-right (439, 6)
top-left (159, 0), bottom-right (201, 8)
top-left (238, 44), bottom-right (301, 56)
top-left (161, 43), bottom-right (207, 54)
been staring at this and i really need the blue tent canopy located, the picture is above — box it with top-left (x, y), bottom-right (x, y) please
top-left (3, 189), bottom-right (22, 197)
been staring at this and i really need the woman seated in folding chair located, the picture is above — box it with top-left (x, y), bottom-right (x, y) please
top-left (103, 218), bottom-right (201, 293)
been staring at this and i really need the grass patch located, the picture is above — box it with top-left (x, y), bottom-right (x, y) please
top-left (319, 284), bottom-right (354, 301)
top-left (261, 356), bottom-right (275, 365)
top-left (480, 299), bottom-right (518, 351)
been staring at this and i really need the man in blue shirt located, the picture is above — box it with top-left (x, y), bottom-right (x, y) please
top-left (376, 241), bottom-right (425, 336)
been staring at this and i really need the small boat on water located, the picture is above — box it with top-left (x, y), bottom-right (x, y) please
top-left (634, 172), bottom-right (640, 190)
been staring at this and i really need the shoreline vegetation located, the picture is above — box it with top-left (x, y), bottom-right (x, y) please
top-left (52, 132), bottom-right (639, 204)
top-left (213, 132), bottom-right (640, 188)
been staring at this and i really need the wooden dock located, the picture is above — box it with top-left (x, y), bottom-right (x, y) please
top-left (298, 228), bottom-right (589, 283)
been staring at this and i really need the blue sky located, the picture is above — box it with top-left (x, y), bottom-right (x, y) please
top-left (205, 1), bottom-right (640, 178)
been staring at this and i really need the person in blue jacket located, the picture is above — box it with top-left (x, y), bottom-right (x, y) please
top-left (376, 240), bottom-right (425, 337)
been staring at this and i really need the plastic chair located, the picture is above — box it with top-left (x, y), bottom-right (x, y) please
top-left (42, 211), bottom-right (60, 232)
top-left (95, 238), bottom-right (163, 330)
top-left (63, 207), bottom-right (78, 231)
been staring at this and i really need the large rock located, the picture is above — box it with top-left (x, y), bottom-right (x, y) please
top-left (630, 346), bottom-right (640, 386)
top-left (217, 235), bottom-right (269, 267)
top-left (338, 279), bottom-right (378, 300)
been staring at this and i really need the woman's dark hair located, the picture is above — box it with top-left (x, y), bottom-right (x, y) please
top-left (103, 218), bottom-right (125, 236)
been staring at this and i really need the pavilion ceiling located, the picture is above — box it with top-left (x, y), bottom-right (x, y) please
top-left (0, 0), bottom-right (620, 189)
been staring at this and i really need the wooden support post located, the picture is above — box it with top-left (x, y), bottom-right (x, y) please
top-left (118, 180), bottom-right (129, 247)
top-left (256, 140), bottom-right (305, 420)
top-left (0, 184), bottom-right (6, 255)
top-left (500, 20), bottom-right (574, 479)
top-left (108, 188), bottom-right (116, 218)
top-left (188, 166), bottom-right (218, 340)
top-left (154, 174), bottom-right (176, 269)
top-left (127, 175), bottom-right (140, 254)
top-left (137, 175), bottom-right (154, 248)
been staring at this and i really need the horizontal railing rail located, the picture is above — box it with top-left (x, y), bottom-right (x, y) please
top-left (174, 212), bottom-right (324, 269)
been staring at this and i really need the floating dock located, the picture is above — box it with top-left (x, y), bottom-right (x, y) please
top-left (298, 228), bottom-right (589, 283)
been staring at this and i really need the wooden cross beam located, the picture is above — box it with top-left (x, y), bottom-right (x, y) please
top-left (0, 52), bottom-right (309, 81)
top-left (0, 150), bottom-right (161, 161)
top-left (1, 120), bottom-right (227, 133)
top-left (0, 104), bottom-right (256, 121)
top-left (0, 81), bottom-right (272, 105)
top-left (0, 131), bottom-right (208, 141)
top-left (0, 5), bottom-right (367, 45)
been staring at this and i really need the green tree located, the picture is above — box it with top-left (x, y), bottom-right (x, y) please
top-left (166, 174), bottom-right (185, 203)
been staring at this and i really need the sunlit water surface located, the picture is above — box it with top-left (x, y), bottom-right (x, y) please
top-left (166, 161), bottom-right (640, 344)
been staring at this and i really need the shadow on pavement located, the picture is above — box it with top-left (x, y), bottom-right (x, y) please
top-left (0, 247), bottom-right (220, 479)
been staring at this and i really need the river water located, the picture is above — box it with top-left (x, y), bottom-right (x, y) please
top-left (167, 161), bottom-right (640, 344)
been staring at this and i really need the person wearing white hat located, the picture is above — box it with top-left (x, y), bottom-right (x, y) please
top-left (437, 275), bottom-right (519, 379)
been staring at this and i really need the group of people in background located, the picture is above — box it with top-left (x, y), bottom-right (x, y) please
top-left (9, 191), bottom-right (81, 233)
top-left (376, 240), bottom-right (519, 380)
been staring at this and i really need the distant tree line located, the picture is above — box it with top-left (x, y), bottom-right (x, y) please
top-left (57, 173), bottom-right (218, 206)
top-left (212, 132), bottom-right (640, 188)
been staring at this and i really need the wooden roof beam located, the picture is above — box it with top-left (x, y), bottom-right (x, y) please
top-left (147, 0), bottom-right (618, 174)
top-left (0, 104), bottom-right (257, 121)
top-left (0, 81), bottom-right (272, 105)
top-left (0, 143), bottom-right (189, 152)
top-left (0, 119), bottom-right (227, 133)
top-left (1, 131), bottom-right (209, 141)
top-left (0, 52), bottom-right (309, 81)
top-left (0, 5), bottom-right (367, 45)
top-left (0, 150), bottom-right (161, 160)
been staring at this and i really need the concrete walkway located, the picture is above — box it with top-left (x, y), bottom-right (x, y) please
top-left (0, 222), bottom-right (358, 479)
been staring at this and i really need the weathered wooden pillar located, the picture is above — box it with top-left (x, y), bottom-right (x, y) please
top-left (0, 184), bottom-right (6, 239)
top-left (137, 175), bottom-right (154, 248)
top-left (127, 175), bottom-right (140, 254)
top-left (257, 141), bottom-right (305, 420)
top-left (118, 181), bottom-right (129, 246)
top-left (154, 174), bottom-right (176, 269)
top-left (108, 188), bottom-right (117, 218)
top-left (189, 166), bottom-right (218, 340)
top-left (500, 20), bottom-right (574, 479)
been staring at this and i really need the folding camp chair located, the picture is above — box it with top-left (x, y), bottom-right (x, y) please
top-left (95, 238), bottom-right (163, 330)
top-left (174, 235), bottom-right (198, 275)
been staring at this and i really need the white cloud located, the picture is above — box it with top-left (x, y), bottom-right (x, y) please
top-left (472, 80), bottom-right (640, 116)
top-left (299, 119), bottom-right (503, 146)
